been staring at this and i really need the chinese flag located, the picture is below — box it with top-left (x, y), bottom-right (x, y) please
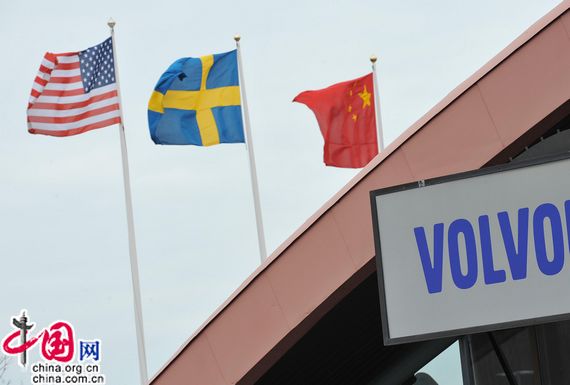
top-left (294, 73), bottom-right (378, 168)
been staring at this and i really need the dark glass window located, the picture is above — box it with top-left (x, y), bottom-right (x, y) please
top-left (463, 321), bottom-right (570, 385)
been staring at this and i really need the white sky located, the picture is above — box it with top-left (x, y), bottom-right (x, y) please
top-left (0, 1), bottom-right (562, 384)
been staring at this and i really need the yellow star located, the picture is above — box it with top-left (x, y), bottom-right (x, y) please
top-left (358, 85), bottom-right (372, 108)
top-left (347, 105), bottom-right (352, 113)
top-left (352, 114), bottom-right (358, 121)
top-left (349, 90), bottom-right (353, 96)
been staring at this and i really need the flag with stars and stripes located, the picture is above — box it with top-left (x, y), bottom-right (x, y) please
top-left (27, 37), bottom-right (121, 137)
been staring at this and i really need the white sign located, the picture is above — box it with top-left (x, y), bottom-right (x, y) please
top-left (371, 155), bottom-right (570, 345)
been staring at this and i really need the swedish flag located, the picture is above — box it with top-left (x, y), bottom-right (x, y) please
top-left (148, 50), bottom-right (244, 146)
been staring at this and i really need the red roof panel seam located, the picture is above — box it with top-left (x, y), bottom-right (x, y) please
top-left (399, 146), bottom-right (420, 181)
top-left (474, 84), bottom-right (507, 148)
top-left (561, 12), bottom-right (570, 40)
top-left (330, 211), bottom-right (361, 271)
top-left (264, 272), bottom-right (293, 329)
top-left (204, 332), bottom-right (231, 385)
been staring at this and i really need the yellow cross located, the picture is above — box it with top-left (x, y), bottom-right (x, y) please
top-left (148, 55), bottom-right (241, 146)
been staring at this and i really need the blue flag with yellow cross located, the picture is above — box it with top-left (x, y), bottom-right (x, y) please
top-left (148, 50), bottom-right (244, 146)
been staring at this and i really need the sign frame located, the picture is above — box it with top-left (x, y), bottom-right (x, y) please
top-left (370, 151), bottom-right (570, 345)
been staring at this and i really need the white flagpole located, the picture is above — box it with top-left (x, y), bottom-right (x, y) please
top-left (108, 19), bottom-right (149, 385)
top-left (234, 35), bottom-right (267, 263)
top-left (370, 55), bottom-right (385, 151)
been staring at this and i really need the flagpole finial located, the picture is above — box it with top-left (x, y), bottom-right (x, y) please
top-left (370, 55), bottom-right (378, 64)
top-left (234, 34), bottom-right (241, 42)
top-left (107, 18), bottom-right (116, 29)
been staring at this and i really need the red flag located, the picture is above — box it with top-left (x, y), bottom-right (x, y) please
top-left (294, 73), bottom-right (377, 168)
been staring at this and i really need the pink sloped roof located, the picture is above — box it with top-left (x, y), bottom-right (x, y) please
top-left (152, 2), bottom-right (570, 384)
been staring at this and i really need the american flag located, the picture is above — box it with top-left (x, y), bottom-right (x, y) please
top-left (27, 37), bottom-right (121, 137)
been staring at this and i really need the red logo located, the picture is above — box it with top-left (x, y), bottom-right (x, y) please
top-left (1, 310), bottom-right (75, 366)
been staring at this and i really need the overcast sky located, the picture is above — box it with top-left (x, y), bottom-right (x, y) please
top-left (0, 1), bottom-right (562, 384)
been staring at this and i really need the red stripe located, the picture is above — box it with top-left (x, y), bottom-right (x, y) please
top-left (44, 53), bottom-right (57, 64)
top-left (39, 65), bottom-right (53, 74)
top-left (31, 89), bottom-right (40, 98)
top-left (34, 76), bottom-right (48, 87)
top-left (41, 88), bottom-right (85, 97)
top-left (50, 76), bottom-right (82, 84)
top-left (57, 62), bottom-right (80, 70)
top-left (27, 104), bottom-right (120, 124)
top-left (28, 90), bottom-right (118, 111)
top-left (28, 117), bottom-right (121, 137)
